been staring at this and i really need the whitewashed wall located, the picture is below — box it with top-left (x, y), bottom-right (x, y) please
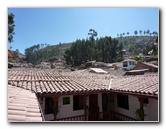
top-left (39, 93), bottom-right (158, 121)
top-left (57, 93), bottom-right (103, 119)
top-left (57, 95), bottom-right (84, 119)
top-left (114, 94), bottom-right (158, 121)
top-left (40, 93), bottom-right (103, 121)
top-left (123, 61), bottom-right (137, 70)
top-left (114, 95), bottom-right (139, 119)
top-left (144, 98), bottom-right (158, 121)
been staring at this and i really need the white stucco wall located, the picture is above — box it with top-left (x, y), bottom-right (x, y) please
top-left (144, 98), bottom-right (158, 121)
top-left (114, 95), bottom-right (139, 119)
top-left (123, 61), bottom-right (137, 70)
top-left (41, 93), bottom-right (104, 121)
top-left (40, 93), bottom-right (158, 121)
top-left (58, 94), bottom-right (104, 119)
top-left (57, 95), bottom-right (85, 119)
top-left (114, 94), bottom-right (158, 121)
top-left (41, 95), bottom-right (89, 120)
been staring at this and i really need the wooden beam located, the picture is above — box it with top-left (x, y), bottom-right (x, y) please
top-left (83, 95), bottom-right (88, 121)
top-left (36, 90), bottom-right (158, 100)
top-left (52, 96), bottom-right (59, 121)
top-left (137, 97), bottom-right (145, 121)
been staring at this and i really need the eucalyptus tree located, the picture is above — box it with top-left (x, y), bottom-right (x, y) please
top-left (146, 30), bottom-right (150, 36)
top-left (134, 30), bottom-right (138, 36)
top-left (127, 32), bottom-right (129, 36)
top-left (8, 13), bottom-right (15, 43)
top-left (139, 30), bottom-right (142, 36)
top-left (88, 29), bottom-right (98, 41)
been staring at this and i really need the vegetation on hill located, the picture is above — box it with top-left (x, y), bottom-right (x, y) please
top-left (117, 36), bottom-right (158, 55)
top-left (8, 49), bottom-right (26, 63)
top-left (8, 12), bottom-right (158, 66)
top-left (64, 36), bottom-right (123, 66)
top-left (13, 29), bottom-right (158, 66)
top-left (24, 43), bottom-right (72, 65)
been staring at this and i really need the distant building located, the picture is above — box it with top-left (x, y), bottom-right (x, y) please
top-left (133, 62), bottom-right (158, 72)
top-left (85, 61), bottom-right (96, 68)
top-left (142, 56), bottom-right (153, 62)
top-left (8, 50), bottom-right (14, 68)
top-left (8, 50), bottom-right (14, 58)
top-left (122, 59), bottom-right (137, 71)
top-left (124, 69), bottom-right (149, 75)
top-left (89, 68), bottom-right (108, 74)
top-left (107, 62), bottom-right (123, 70)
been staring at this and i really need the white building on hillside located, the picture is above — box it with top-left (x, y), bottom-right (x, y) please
top-left (122, 59), bottom-right (137, 71)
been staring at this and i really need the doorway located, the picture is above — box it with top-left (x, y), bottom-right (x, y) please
top-left (89, 94), bottom-right (99, 120)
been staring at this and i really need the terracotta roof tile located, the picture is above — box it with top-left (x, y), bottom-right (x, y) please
top-left (8, 115), bottom-right (26, 121)
top-left (8, 50), bottom-right (14, 58)
top-left (8, 84), bottom-right (43, 122)
top-left (25, 117), bottom-right (42, 121)
top-left (111, 74), bottom-right (158, 95)
top-left (8, 68), bottom-right (158, 97)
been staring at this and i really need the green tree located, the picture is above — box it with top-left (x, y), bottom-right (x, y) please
top-left (143, 30), bottom-right (146, 36)
top-left (127, 32), bottom-right (129, 36)
top-left (139, 30), bottom-right (142, 36)
top-left (118, 42), bottom-right (124, 61)
top-left (14, 49), bottom-right (19, 58)
top-left (146, 30), bottom-right (150, 36)
top-left (128, 44), bottom-right (135, 52)
top-left (88, 29), bottom-right (98, 41)
top-left (64, 49), bottom-right (72, 65)
top-left (134, 30), bottom-right (138, 36)
top-left (8, 13), bottom-right (15, 43)
top-left (24, 44), bottom-right (42, 64)
top-left (64, 36), bottom-right (123, 65)
top-left (153, 31), bottom-right (158, 36)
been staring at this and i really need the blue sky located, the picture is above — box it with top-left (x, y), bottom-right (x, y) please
top-left (8, 8), bottom-right (159, 54)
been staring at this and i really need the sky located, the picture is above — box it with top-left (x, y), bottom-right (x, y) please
top-left (8, 8), bottom-right (159, 54)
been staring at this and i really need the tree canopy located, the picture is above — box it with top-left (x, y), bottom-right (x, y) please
top-left (8, 13), bottom-right (15, 43)
top-left (64, 32), bottom-right (124, 66)
top-left (23, 29), bottom-right (157, 66)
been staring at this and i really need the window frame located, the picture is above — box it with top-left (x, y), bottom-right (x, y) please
top-left (63, 97), bottom-right (70, 105)
top-left (117, 94), bottom-right (129, 110)
top-left (123, 62), bottom-right (128, 67)
top-left (45, 97), bottom-right (54, 114)
top-left (73, 95), bottom-right (84, 111)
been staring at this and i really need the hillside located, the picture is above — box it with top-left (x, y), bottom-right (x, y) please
top-left (43, 42), bottom-right (72, 59)
top-left (8, 50), bottom-right (26, 63)
top-left (42, 36), bottom-right (157, 60)
top-left (10, 36), bottom-right (158, 65)
top-left (116, 36), bottom-right (157, 56)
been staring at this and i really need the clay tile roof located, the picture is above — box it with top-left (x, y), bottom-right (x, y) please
top-left (8, 84), bottom-right (43, 122)
top-left (8, 68), bottom-right (158, 97)
top-left (89, 68), bottom-right (108, 74)
top-left (111, 73), bottom-right (158, 96)
top-left (142, 62), bottom-right (158, 69)
top-left (8, 50), bottom-right (14, 58)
